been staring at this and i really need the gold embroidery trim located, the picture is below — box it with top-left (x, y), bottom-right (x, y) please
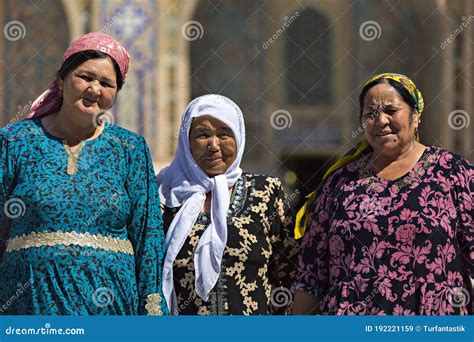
top-left (6, 231), bottom-right (134, 255)
top-left (145, 293), bottom-right (163, 315)
top-left (62, 140), bottom-right (85, 175)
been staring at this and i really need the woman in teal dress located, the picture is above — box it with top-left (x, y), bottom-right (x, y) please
top-left (0, 32), bottom-right (167, 315)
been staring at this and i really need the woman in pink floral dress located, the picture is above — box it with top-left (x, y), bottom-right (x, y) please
top-left (292, 73), bottom-right (473, 315)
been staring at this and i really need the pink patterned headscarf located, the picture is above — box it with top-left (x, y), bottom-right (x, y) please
top-left (24, 32), bottom-right (130, 120)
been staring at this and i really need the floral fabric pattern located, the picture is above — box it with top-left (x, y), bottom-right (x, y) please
top-left (0, 119), bottom-right (168, 315)
top-left (294, 146), bottom-right (473, 315)
top-left (162, 173), bottom-right (299, 315)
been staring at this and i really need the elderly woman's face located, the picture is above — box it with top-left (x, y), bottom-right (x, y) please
top-left (59, 58), bottom-right (117, 119)
top-left (189, 116), bottom-right (237, 177)
top-left (362, 83), bottom-right (419, 157)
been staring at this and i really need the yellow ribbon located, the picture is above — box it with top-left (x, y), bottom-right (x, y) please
top-left (294, 140), bottom-right (369, 239)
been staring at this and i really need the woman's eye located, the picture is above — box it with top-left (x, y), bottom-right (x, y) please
top-left (220, 130), bottom-right (234, 138)
top-left (79, 75), bottom-right (92, 81)
top-left (365, 110), bottom-right (378, 119)
top-left (100, 81), bottom-right (113, 88)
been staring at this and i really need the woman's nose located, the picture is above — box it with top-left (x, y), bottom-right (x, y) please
top-left (89, 80), bottom-right (101, 94)
top-left (207, 136), bottom-right (219, 151)
top-left (375, 111), bottom-right (390, 126)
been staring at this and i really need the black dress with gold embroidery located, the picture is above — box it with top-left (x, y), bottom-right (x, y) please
top-left (162, 173), bottom-right (299, 315)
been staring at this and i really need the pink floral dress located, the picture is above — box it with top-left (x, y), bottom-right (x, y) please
top-left (294, 146), bottom-right (473, 315)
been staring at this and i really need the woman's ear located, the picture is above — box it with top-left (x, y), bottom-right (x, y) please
top-left (413, 110), bottom-right (420, 128)
top-left (58, 77), bottom-right (64, 92)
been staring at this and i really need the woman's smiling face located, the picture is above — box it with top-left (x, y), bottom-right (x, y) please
top-left (189, 115), bottom-right (237, 177)
top-left (362, 83), bottom-right (419, 158)
top-left (59, 57), bottom-right (118, 120)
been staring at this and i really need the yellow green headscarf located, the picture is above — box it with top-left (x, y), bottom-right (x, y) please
top-left (294, 73), bottom-right (424, 239)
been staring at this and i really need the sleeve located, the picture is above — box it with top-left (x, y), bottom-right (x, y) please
top-left (0, 133), bottom-right (14, 261)
top-left (291, 177), bottom-right (332, 299)
top-left (450, 157), bottom-right (474, 283)
top-left (267, 177), bottom-right (300, 314)
top-left (126, 137), bottom-right (168, 315)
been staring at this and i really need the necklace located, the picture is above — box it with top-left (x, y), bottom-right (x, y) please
top-left (62, 140), bottom-right (85, 175)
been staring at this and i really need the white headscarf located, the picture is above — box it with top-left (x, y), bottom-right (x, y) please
top-left (157, 94), bottom-right (246, 314)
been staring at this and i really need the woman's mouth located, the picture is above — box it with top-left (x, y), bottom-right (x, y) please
top-left (82, 98), bottom-right (97, 107)
top-left (204, 157), bottom-right (223, 165)
top-left (376, 132), bottom-right (394, 137)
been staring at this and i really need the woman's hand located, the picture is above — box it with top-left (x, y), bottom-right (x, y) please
top-left (292, 290), bottom-right (320, 315)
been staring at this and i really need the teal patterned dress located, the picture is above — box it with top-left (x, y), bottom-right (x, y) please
top-left (0, 119), bottom-right (168, 315)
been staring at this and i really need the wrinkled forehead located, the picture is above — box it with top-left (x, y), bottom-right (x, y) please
top-left (363, 83), bottom-right (404, 106)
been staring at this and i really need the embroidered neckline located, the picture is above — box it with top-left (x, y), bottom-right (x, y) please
top-left (195, 173), bottom-right (248, 225)
top-left (358, 146), bottom-right (438, 193)
top-left (62, 140), bottom-right (86, 175)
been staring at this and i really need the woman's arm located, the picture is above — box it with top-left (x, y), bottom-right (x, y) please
top-left (0, 132), bottom-right (13, 261)
top-left (450, 156), bottom-right (473, 309)
top-left (291, 176), bottom-right (334, 315)
top-left (267, 177), bottom-right (299, 314)
top-left (126, 137), bottom-right (168, 315)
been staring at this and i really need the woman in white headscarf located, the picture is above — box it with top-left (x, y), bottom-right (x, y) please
top-left (157, 94), bottom-right (299, 315)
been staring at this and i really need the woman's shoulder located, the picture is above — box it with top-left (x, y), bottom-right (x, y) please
top-left (102, 124), bottom-right (146, 149)
top-left (424, 145), bottom-right (472, 171)
top-left (0, 119), bottom-right (41, 142)
top-left (319, 155), bottom-right (363, 189)
top-left (105, 124), bottom-right (143, 140)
